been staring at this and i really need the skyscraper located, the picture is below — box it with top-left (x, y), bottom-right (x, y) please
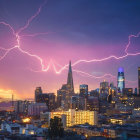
top-left (79, 84), bottom-right (88, 98)
top-left (67, 61), bottom-right (74, 93)
top-left (117, 67), bottom-right (125, 93)
top-left (100, 80), bottom-right (109, 94)
top-left (138, 67), bottom-right (140, 95)
top-left (35, 87), bottom-right (42, 102)
top-left (57, 60), bottom-right (74, 110)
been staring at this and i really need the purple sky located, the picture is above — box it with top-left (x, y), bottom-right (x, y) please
top-left (0, 0), bottom-right (140, 99)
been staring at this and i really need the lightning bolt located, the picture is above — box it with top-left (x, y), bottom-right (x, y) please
top-left (0, 0), bottom-right (51, 72)
top-left (53, 62), bottom-right (137, 83)
top-left (0, 0), bottom-right (139, 83)
top-left (17, 0), bottom-right (47, 34)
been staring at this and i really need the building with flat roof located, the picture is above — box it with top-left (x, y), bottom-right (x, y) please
top-left (40, 109), bottom-right (98, 127)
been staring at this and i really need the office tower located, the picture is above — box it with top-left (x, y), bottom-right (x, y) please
top-left (134, 88), bottom-right (137, 95)
top-left (57, 86), bottom-right (66, 108)
top-left (87, 96), bottom-right (99, 111)
top-left (36, 93), bottom-right (49, 104)
top-left (138, 67), bottom-right (140, 95)
top-left (79, 84), bottom-right (88, 98)
top-left (70, 96), bottom-right (79, 109)
top-left (47, 93), bottom-right (56, 111)
top-left (117, 67), bottom-right (125, 93)
top-left (35, 87), bottom-right (42, 102)
top-left (89, 89), bottom-right (99, 97)
top-left (57, 61), bottom-right (75, 110)
top-left (100, 80), bottom-right (109, 95)
top-left (109, 82), bottom-right (117, 97)
top-left (67, 61), bottom-right (74, 93)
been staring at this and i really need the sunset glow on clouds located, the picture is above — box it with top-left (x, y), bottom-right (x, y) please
top-left (0, 88), bottom-right (20, 100)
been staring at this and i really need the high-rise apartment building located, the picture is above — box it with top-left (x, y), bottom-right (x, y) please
top-left (40, 109), bottom-right (98, 127)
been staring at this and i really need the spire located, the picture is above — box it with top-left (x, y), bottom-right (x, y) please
top-left (67, 60), bottom-right (74, 93)
top-left (69, 61), bottom-right (72, 73)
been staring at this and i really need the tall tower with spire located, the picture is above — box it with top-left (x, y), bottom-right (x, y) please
top-left (67, 61), bottom-right (74, 93)
top-left (57, 60), bottom-right (75, 110)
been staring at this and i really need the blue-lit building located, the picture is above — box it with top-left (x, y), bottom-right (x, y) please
top-left (117, 67), bottom-right (125, 93)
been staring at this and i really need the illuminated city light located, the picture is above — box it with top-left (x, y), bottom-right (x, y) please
top-left (22, 118), bottom-right (31, 123)
top-left (1, 1), bottom-right (140, 139)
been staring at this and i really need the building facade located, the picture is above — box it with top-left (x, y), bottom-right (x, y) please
top-left (41, 109), bottom-right (98, 127)
top-left (79, 84), bottom-right (88, 98)
top-left (28, 102), bottom-right (48, 116)
top-left (117, 67), bottom-right (125, 93)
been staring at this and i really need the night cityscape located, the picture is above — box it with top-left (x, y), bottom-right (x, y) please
top-left (0, 0), bottom-right (140, 140)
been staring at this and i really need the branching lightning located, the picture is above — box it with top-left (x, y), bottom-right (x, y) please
top-left (0, 0), bottom-right (139, 83)
top-left (0, 0), bottom-right (51, 72)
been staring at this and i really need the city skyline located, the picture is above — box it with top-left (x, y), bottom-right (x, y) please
top-left (0, 0), bottom-right (140, 99)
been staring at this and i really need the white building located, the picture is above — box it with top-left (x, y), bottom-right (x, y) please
top-left (1, 122), bottom-right (46, 136)
top-left (1, 122), bottom-right (20, 134)
top-left (40, 109), bottom-right (98, 127)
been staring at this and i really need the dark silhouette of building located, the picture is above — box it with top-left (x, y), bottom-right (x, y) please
top-left (35, 87), bottom-right (43, 102)
top-left (123, 88), bottom-right (133, 96)
top-left (100, 80), bottom-right (109, 94)
top-left (79, 84), bottom-right (88, 98)
top-left (70, 96), bottom-right (79, 110)
top-left (138, 67), bottom-right (140, 95)
top-left (87, 96), bottom-right (99, 111)
top-left (48, 93), bottom-right (56, 111)
top-left (67, 61), bottom-right (74, 93)
top-left (35, 87), bottom-right (55, 111)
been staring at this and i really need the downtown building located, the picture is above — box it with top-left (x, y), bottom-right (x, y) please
top-left (57, 61), bottom-right (75, 110)
top-left (99, 80), bottom-right (109, 100)
top-left (100, 80), bottom-right (109, 94)
top-left (70, 95), bottom-right (86, 110)
top-left (34, 87), bottom-right (56, 111)
top-left (14, 100), bottom-right (31, 115)
top-left (40, 109), bottom-right (98, 127)
top-left (79, 84), bottom-right (88, 98)
top-left (28, 102), bottom-right (48, 116)
top-left (117, 67), bottom-right (125, 94)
